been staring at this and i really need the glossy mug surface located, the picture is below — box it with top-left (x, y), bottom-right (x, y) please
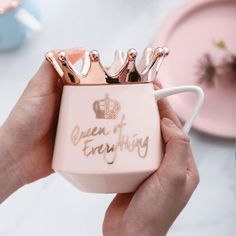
top-left (52, 83), bottom-right (204, 193)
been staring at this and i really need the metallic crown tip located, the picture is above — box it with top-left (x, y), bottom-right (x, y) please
top-left (45, 47), bottom-right (169, 85)
top-left (127, 48), bottom-right (137, 61)
top-left (115, 49), bottom-right (122, 53)
top-left (58, 51), bottom-right (67, 61)
top-left (89, 50), bottom-right (100, 62)
top-left (114, 49), bottom-right (124, 58)
top-left (154, 47), bottom-right (165, 57)
top-left (45, 51), bottom-right (54, 59)
top-left (144, 47), bottom-right (153, 54)
top-left (163, 47), bottom-right (169, 56)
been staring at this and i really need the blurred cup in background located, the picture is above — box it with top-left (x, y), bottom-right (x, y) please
top-left (0, 0), bottom-right (42, 50)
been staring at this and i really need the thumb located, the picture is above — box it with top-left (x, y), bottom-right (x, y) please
top-left (158, 118), bottom-right (190, 183)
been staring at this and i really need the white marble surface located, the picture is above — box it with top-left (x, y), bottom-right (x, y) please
top-left (0, 0), bottom-right (235, 235)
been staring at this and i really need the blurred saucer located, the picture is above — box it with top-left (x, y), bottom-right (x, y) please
top-left (153, 0), bottom-right (236, 138)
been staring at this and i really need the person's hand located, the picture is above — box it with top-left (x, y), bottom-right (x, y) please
top-left (0, 48), bottom-right (85, 201)
top-left (103, 89), bottom-right (200, 236)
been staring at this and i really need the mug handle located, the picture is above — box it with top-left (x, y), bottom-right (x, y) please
top-left (154, 85), bottom-right (204, 134)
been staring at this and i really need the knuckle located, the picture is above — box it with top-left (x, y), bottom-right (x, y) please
top-left (170, 170), bottom-right (187, 185)
top-left (192, 170), bottom-right (200, 186)
top-left (169, 132), bottom-right (190, 144)
top-left (167, 134), bottom-right (191, 153)
top-left (187, 169), bottom-right (200, 190)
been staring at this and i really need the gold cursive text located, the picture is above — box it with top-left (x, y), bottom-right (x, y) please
top-left (71, 115), bottom-right (149, 164)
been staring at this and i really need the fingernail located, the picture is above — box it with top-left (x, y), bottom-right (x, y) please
top-left (161, 118), bottom-right (177, 128)
top-left (153, 80), bottom-right (163, 89)
top-left (67, 47), bottom-right (86, 53)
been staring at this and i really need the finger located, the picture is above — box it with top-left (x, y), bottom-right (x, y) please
top-left (153, 81), bottom-right (182, 129)
top-left (158, 118), bottom-right (190, 184)
top-left (103, 193), bottom-right (133, 230)
top-left (158, 98), bottom-right (182, 128)
top-left (106, 193), bottom-right (133, 219)
top-left (160, 117), bottom-right (199, 190)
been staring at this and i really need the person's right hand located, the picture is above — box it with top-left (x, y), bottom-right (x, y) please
top-left (103, 86), bottom-right (200, 236)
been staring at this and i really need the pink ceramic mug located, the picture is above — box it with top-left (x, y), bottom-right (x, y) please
top-left (52, 83), bottom-right (204, 193)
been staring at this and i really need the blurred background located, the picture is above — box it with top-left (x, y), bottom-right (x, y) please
top-left (0, 0), bottom-right (235, 235)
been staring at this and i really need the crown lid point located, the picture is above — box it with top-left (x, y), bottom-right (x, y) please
top-left (58, 51), bottom-right (67, 61)
top-left (127, 48), bottom-right (137, 61)
top-left (45, 51), bottom-right (64, 78)
top-left (163, 47), bottom-right (170, 56)
top-left (144, 47), bottom-right (153, 54)
top-left (114, 49), bottom-right (125, 60)
top-left (45, 51), bottom-right (54, 59)
top-left (115, 49), bottom-right (122, 53)
top-left (89, 50), bottom-right (100, 62)
top-left (45, 47), bottom-right (169, 85)
top-left (153, 47), bottom-right (164, 58)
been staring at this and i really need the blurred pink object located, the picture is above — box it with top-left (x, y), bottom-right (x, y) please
top-left (153, 0), bottom-right (236, 138)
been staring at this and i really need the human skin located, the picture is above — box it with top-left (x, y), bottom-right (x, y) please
top-left (0, 49), bottom-right (199, 236)
top-left (103, 97), bottom-right (199, 236)
top-left (0, 48), bottom-right (85, 202)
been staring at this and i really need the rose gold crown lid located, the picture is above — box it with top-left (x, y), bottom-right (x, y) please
top-left (0, 0), bottom-right (21, 14)
top-left (45, 47), bottom-right (169, 85)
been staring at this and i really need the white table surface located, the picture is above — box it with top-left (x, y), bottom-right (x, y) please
top-left (0, 0), bottom-right (235, 235)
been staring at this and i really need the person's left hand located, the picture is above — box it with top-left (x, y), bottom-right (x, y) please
top-left (102, 88), bottom-right (199, 236)
top-left (0, 48), bottom-right (85, 186)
